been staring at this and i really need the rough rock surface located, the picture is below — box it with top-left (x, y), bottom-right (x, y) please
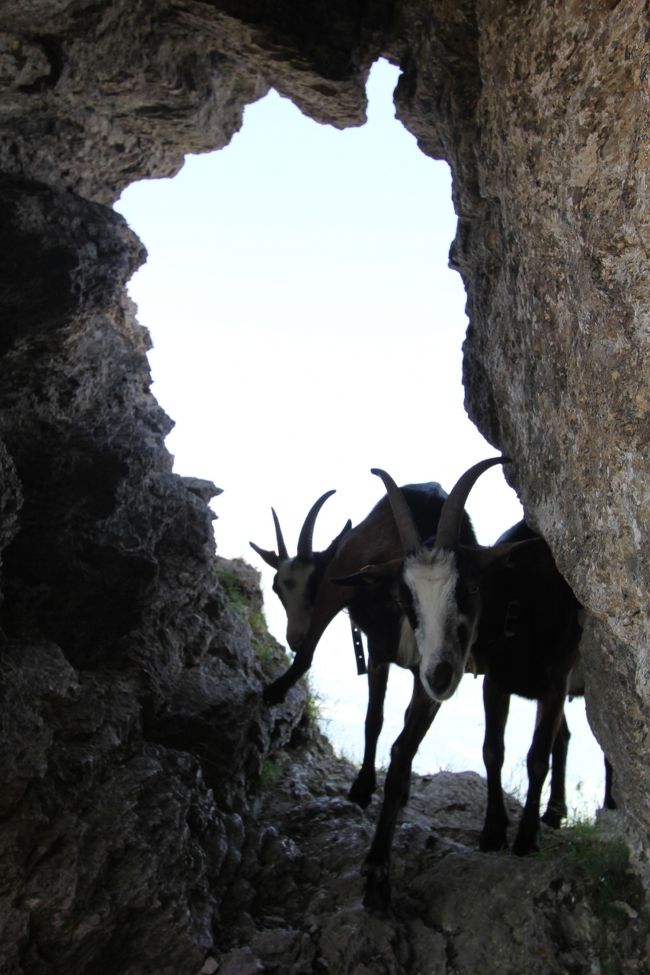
top-left (224, 732), bottom-right (649, 975)
top-left (459, 8), bottom-right (649, 872)
top-left (0, 0), bottom-right (647, 971)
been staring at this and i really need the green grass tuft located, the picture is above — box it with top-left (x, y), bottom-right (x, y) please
top-left (257, 756), bottom-right (282, 791)
top-left (216, 560), bottom-right (289, 672)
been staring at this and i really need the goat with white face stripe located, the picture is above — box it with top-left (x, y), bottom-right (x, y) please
top-left (345, 458), bottom-right (585, 913)
top-left (341, 460), bottom-right (507, 705)
top-left (399, 546), bottom-right (481, 701)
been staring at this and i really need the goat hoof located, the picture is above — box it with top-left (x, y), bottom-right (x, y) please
top-left (512, 834), bottom-right (539, 856)
top-left (349, 778), bottom-right (374, 809)
top-left (541, 804), bottom-right (567, 830)
top-left (479, 826), bottom-right (508, 853)
top-left (363, 867), bottom-right (392, 916)
top-left (262, 681), bottom-right (287, 706)
top-left (479, 836), bottom-right (508, 853)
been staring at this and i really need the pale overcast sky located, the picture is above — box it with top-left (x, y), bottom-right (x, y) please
top-left (115, 59), bottom-right (605, 816)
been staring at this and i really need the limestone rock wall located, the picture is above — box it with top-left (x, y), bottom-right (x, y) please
top-left (0, 173), bottom-right (306, 971)
top-left (0, 0), bottom-right (647, 970)
top-left (465, 1), bottom-right (649, 865)
top-left (390, 0), bottom-right (648, 867)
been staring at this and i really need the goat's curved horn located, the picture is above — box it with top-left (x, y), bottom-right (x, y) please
top-left (435, 456), bottom-right (510, 549)
top-left (371, 468), bottom-right (421, 555)
top-left (271, 508), bottom-right (289, 562)
top-left (296, 490), bottom-right (336, 558)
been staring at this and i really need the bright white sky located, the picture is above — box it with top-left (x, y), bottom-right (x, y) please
top-left (115, 59), bottom-right (605, 817)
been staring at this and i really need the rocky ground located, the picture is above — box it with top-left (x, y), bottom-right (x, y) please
top-left (209, 713), bottom-right (649, 975)
top-left (0, 539), bottom-right (646, 975)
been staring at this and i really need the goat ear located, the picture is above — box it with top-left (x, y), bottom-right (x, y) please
top-left (249, 541), bottom-right (281, 569)
top-left (332, 558), bottom-right (403, 588)
top-left (470, 537), bottom-right (544, 573)
top-left (323, 520), bottom-right (353, 561)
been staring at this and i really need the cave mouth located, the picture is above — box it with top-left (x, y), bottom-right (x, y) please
top-left (112, 58), bottom-right (605, 817)
top-left (114, 58), bottom-right (518, 553)
top-left (0, 7), bottom-right (646, 969)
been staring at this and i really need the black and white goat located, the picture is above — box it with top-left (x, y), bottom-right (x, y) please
top-left (250, 484), bottom-right (476, 806)
top-left (340, 458), bottom-right (586, 911)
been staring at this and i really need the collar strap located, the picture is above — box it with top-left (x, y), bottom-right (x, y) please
top-left (350, 619), bottom-right (367, 675)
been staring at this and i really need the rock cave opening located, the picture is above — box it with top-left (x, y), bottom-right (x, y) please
top-left (0, 4), bottom-right (647, 970)
top-left (114, 58), bottom-right (606, 818)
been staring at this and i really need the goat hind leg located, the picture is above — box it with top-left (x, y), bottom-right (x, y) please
top-left (513, 678), bottom-right (568, 855)
top-left (349, 658), bottom-right (389, 807)
top-left (541, 712), bottom-right (570, 828)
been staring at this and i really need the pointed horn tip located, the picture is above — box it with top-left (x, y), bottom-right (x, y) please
top-left (270, 506), bottom-right (289, 561)
top-left (371, 467), bottom-right (405, 499)
top-left (306, 489), bottom-right (337, 510)
top-left (468, 455), bottom-right (511, 475)
top-left (296, 489), bottom-right (337, 558)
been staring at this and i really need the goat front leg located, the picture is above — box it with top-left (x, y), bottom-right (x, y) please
top-left (363, 677), bottom-right (439, 915)
top-left (397, 670), bottom-right (421, 808)
top-left (541, 712), bottom-right (570, 828)
top-left (513, 676), bottom-right (569, 855)
top-left (349, 657), bottom-right (389, 807)
top-left (480, 675), bottom-right (511, 852)
top-left (263, 646), bottom-right (315, 705)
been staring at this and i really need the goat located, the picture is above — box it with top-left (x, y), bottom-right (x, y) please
top-left (250, 484), bottom-right (476, 807)
top-left (338, 458), bottom-right (586, 912)
top-left (478, 520), bottom-right (616, 831)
